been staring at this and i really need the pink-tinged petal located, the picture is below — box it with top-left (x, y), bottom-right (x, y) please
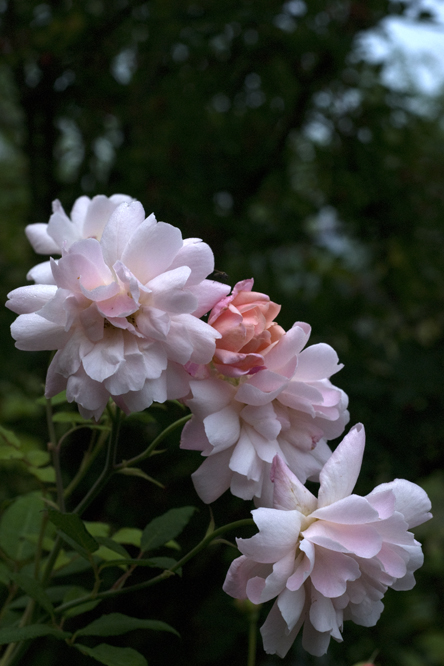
top-left (186, 377), bottom-right (235, 419)
top-left (278, 381), bottom-right (326, 414)
top-left (45, 359), bottom-right (68, 397)
top-left (180, 417), bottom-right (210, 452)
top-left (35, 288), bottom-right (70, 327)
top-left (100, 202), bottom-right (148, 266)
top-left (47, 200), bottom-right (81, 248)
top-left (241, 403), bottom-right (281, 440)
top-left (277, 585), bottom-right (306, 632)
top-left (264, 324), bottom-right (310, 371)
top-left (121, 220), bottom-right (183, 284)
top-left (191, 448), bottom-right (234, 503)
top-left (69, 195), bottom-right (91, 227)
top-left (271, 455), bottom-right (317, 513)
top-left (246, 427), bottom-right (281, 464)
top-left (231, 469), bottom-right (263, 500)
top-left (79, 303), bottom-right (104, 342)
top-left (294, 343), bottom-right (343, 381)
top-left (11, 314), bottom-right (69, 351)
top-left (65, 368), bottom-right (110, 421)
top-left (6, 285), bottom-right (57, 314)
top-left (365, 487), bottom-right (396, 519)
top-left (26, 261), bottom-right (56, 284)
top-left (376, 543), bottom-right (409, 578)
top-left (302, 606), bottom-right (334, 656)
top-left (188, 279), bottom-right (231, 318)
top-left (248, 549), bottom-right (296, 603)
top-left (311, 495), bottom-right (380, 524)
top-left (203, 406), bottom-right (240, 451)
top-left (51, 328), bottom-right (93, 377)
top-left (371, 514), bottom-right (414, 546)
top-left (167, 238), bottom-right (215, 286)
top-left (80, 281), bottom-right (120, 304)
top-left (149, 266), bottom-right (197, 314)
top-left (237, 508), bottom-right (301, 563)
top-left (170, 314), bottom-right (220, 364)
top-left (309, 546), bottom-right (361, 597)
top-left (309, 587), bottom-right (340, 633)
top-left (25, 223), bottom-right (60, 254)
top-left (228, 427), bottom-right (259, 476)
top-left (304, 521), bottom-right (382, 558)
top-left (317, 424), bottom-right (365, 508)
top-left (137, 308), bottom-right (170, 341)
top-left (235, 370), bottom-right (290, 407)
top-left (223, 555), bottom-right (271, 599)
top-left (287, 544), bottom-right (315, 590)
top-left (373, 479), bottom-right (432, 529)
top-left (164, 361), bottom-right (191, 400)
top-left (261, 600), bottom-right (304, 658)
top-left (51, 241), bottom-right (113, 292)
top-left (82, 328), bottom-right (125, 383)
top-left (82, 194), bottom-right (135, 241)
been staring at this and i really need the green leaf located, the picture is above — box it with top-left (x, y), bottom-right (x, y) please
top-left (118, 467), bottom-right (164, 488)
top-left (24, 450), bottom-right (50, 467)
top-left (98, 557), bottom-right (178, 571)
top-left (74, 644), bottom-right (147, 666)
top-left (0, 425), bottom-right (21, 449)
top-left (95, 537), bottom-right (130, 558)
top-left (62, 586), bottom-right (101, 618)
top-left (27, 466), bottom-right (56, 482)
top-left (84, 521), bottom-right (110, 538)
top-left (10, 572), bottom-right (54, 617)
top-left (0, 624), bottom-right (71, 645)
top-left (47, 509), bottom-right (99, 554)
top-left (0, 446), bottom-right (23, 461)
top-left (0, 492), bottom-right (45, 560)
top-left (111, 528), bottom-right (142, 548)
top-left (141, 507), bottom-right (196, 553)
top-left (76, 612), bottom-right (179, 638)
top-left (0, 562), bottom-right (11, 586)
top-left (36, 391), bottom-right (67, 406)
top-left (52, 411), bottom-right (91, 424)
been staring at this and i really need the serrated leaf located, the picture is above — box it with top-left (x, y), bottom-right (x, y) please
top-left (112, 528), bottom-right (142, 548)
top-left (52, 411), bottom-right (92, 424)
top-left (27, 466), bottom-right (56, 482)
top-left (47, 510), bottom-right (99, 554)
top-left (0, 624), bottom-right (71, 645)
top-left (141, 506), bottom-right (196, 553)
top-left (118, 467), bottom-right (164, 488)
top-left (0, 492), bottom-right (45, 560)
top-left (77, 613), bottom-right (179, 638)
top-left (10, 572), bottom-right (54, 617)
top-left (75, 643), bottom-right (147, 666)
top-left (146, 556), bottom-right (179, 571)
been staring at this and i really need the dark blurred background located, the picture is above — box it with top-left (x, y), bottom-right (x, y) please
top-left (1, 1), bottom-right (444, 665)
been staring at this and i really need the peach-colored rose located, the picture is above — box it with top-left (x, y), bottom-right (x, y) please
top-left (209, 279), bottom-right (284, 377)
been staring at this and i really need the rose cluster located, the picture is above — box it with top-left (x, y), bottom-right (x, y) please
top-left (6, 194), bottom-right (431, 658)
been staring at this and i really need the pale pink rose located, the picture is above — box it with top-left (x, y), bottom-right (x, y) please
top-left (223, 424), bottom-right (432, 658)
top-left (180, 322), bottom-right (349, 502)
top-left (208, 279), bottom-right (284, 377)
top-left (25, 194), bottom-right (134, 284)
top-left (7, 200), bottom-right (230, 419)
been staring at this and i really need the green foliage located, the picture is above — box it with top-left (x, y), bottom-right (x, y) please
top-left (75, 613), bottom-right (179, 638)
top-left (141, 507), bottom-right (196, 553)
top-left (74, 643), bottom-right (147, 666)
top-left (0, 624), bottom-right (71, 645)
